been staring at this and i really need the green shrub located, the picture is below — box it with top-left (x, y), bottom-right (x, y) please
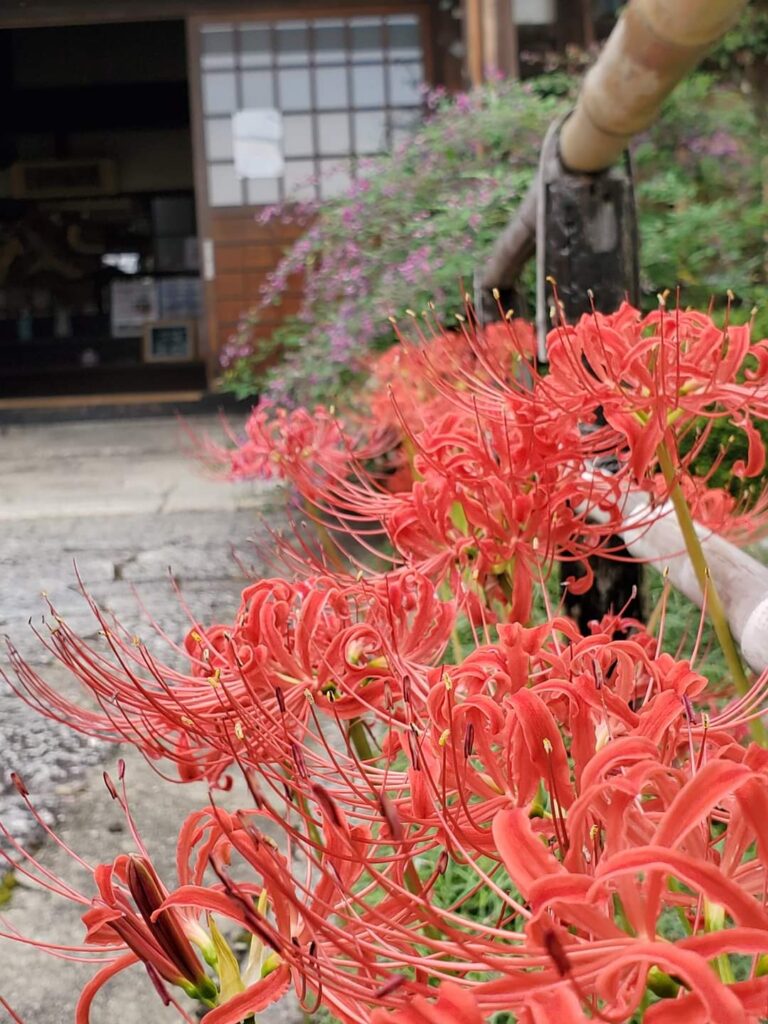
top-left (635, 74), bottom-right (768, 335)
top-left (220, 72), bottom-right (768, 405)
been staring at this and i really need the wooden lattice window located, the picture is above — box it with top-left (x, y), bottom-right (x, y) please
top-left (200, 14), bottom-right (426, 207)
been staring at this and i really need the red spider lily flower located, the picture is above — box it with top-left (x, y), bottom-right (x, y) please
top-left (0, 773), bottom-right (289, 1024)
top-left (364, 319), bottom-right (534, 435)
top-left (7, 587), bottom-right (768, 1023)
top-left (190, 321), bottom-right (536, 512)
top-left (393, 304), bottom-right (768, 546)
top-left (161, 622), bottom-right (764, 1011)
top-left (4, 569), bottom-right (454, 781)
top-left (160, 675), bottom-right (768, 1023)
top-left (201, 304), bottom-right (768, 620)
top-left (198, 304), bottom-right (768, 631)
top-left (481, 745), bottom-right (768, 1022)
top-left (10, 299), bottom-right (768, 1024)
top-left (82, 855), bottom-right (218, 1001)
top-left (180, 568), bottom-right (454, 738)
top-left (289, 405), bottom-right (625, 621)
top-left (369, 981), bottom-right (486, 1023)
top-left (189, 315), bottom-right (647, 622)
top-left (191, 401), bottom-right (398, 496)
top-left (516, 987), bottom-right (589, 1023)
top-left (542, 302), bottom-right (768, 484)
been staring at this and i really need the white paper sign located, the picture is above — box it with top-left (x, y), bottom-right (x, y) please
top-left (233, 109), bottom-right (284, 179)
top-left (513, 0), bottom-right (555, 24)
top-left (110, 278), bottom-right (158, 338)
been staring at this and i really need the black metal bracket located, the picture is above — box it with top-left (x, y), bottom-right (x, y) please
top-left (475, 114), bottom-right (644, 631)
top-left (535, 114), bottom-right (640, 356)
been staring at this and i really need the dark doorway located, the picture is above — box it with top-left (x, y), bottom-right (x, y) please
top-left (0, 20), bottom-right (206, 399)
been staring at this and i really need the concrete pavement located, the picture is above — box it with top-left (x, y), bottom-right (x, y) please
top-left (0, 417), bottom-right (303, 1023)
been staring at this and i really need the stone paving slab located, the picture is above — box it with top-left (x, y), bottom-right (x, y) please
top-left (0, 743), bottom-right (302, 1024)
top-left (0, 417), bottom-right (304, 1023)
top-left (0, 419), bottom-right (262, 522)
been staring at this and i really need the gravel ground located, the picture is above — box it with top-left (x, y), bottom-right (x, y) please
top-left (0, 417), bottom-right (302, 1024)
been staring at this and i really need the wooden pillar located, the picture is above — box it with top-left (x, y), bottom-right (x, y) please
top-left (465, 0), bottom-right (519, 84)
top-left (431, 0), bottom-right (465, 91)
top-left (555, 0), bottom-right (586, 47)
top-left (580, 0), bottom-right (596, 46)
top-left (464, 0), bottom-right (485, 87)
top-left (492, 0), bottom-right (520, 78)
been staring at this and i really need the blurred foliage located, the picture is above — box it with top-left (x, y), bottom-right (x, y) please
top-left (634, 74), bottom-right (768, 337)
top-left (219, 80), bottom-right (560, 404)
top-left (0, 871), bottom-right (16, 907)
top-left (219, 60), bottom-right (767, 405)
top-left (711, 0), bottom-right (768, 79)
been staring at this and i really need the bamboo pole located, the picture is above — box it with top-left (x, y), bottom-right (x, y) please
top-left (559, 0), bottom-right (747, 172)
top-left (481, 0), bottom-right (747, 288)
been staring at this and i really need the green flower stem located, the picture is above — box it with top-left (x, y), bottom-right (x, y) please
top-left (312, 517), bottom-right (347, 574)
top-left (657, 440), bottom-right (766, 743)
top-left (348, 717), bottom-right (375, 763)
top-left (450, 625), bottom-right (464, 664)
top-left (401, 858), bottom-right (442, 942)
top-left (705, 900), bottom-right (736, 984)
top-left (297, 789), bottom-right (323, 849)
top-left (348, 719), bottom-right (441, 939)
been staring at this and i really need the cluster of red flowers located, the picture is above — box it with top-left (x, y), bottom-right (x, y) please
top-left (4, 304), bottom-right (768, 1024)
top-left (202, 304), bottom-right (768, 609)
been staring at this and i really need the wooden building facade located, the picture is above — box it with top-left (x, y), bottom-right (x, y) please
top-left (0, 1), bottom-right (594, 404)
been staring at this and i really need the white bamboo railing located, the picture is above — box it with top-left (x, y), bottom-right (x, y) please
top-left (605, 494), bottom-right (768, 674)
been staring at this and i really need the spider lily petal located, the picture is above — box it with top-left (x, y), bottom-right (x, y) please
top-left (370, 981), bottom-right (486, 1023)
top-left (198, 964), bottom-right (291, 1024)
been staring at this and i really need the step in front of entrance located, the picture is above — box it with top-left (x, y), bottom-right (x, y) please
top-left (0, 389), bottom-right (256, 425)
top-left (0, 360), bottom-right (209, 399)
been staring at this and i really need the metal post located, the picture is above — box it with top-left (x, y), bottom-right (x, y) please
top-left (477, 0), bottom-right (747, 630)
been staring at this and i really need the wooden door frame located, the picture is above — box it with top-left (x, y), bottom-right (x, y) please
top-left (187, 2), bottom-right (435, 382)
top-left (186, 17), bottom-right (216, 380)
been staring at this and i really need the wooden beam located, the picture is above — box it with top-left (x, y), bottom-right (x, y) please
top-left (0, 0), bottom-right (437, 29)
top-left (0, 391), bottom-right (205, 410)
